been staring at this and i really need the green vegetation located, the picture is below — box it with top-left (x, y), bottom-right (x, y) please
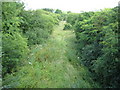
top-left (1, 0), bottom-right (120, 88)
top-left (63, 23), bottom-right (72, 30)
top-left (2, 2), bottom-right (29, 76)
top-left (3, 22), bottom-right (99, 88)
top-left (55, 9), bottom-right (62, 14)
top-left (2, 2), bottom-right (59, 76)
top-left (66, 13), bottom-right (79, 26)
top-left (42, 8), bottom-right (54, 13)
top-left (66, 7), bottom-right (119, 88)
top-left (20, 9), bottom-right (59, 45)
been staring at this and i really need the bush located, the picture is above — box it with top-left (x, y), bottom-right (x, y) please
top-left (63, 23), bottom-right (72, 30)
top-left (2, 32), bottom-right (29, 76)
top-left (25, 28), bottom-right (49, 45)
top-left (19, 9), bottom-right (59, 45)
top-left (66, 13), bottom-right (79, 26)
top-left (74, 7), bottom-right (119, 87)
top-left (2, 2), bottom-right (59, 76)
top-left (2, 2), bottom-right (29, 76)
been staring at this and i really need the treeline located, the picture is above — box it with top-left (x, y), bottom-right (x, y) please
top-left (66, 7), bottom-right (120, 87)
top-left (2, 2), bottom-right (60, 77)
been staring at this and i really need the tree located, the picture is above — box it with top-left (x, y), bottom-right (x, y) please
top-left (55, 9), bottom-right (62, 14)
top-left (2, 2), bottom-right (29, 76)
top-left (42, 8), bottom-right (54, 13)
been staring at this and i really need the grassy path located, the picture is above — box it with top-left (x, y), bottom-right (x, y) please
top-left (4, 21), bottom-right (99, 88)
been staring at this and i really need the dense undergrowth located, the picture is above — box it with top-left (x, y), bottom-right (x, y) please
top-left (66, 7), bottom-right (120, 88)
top-left (3, 22), bottom-right (99, 88)
top-left (1, 0), bottom-right (120, 88)
top-left (2, 2), bottom-right (59, 77)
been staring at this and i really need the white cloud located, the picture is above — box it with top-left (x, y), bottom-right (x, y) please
top-left (22, 0), bottom-right (119, 13)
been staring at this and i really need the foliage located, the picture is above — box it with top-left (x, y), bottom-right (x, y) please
top-left (2, 32), bottom-right (29, 75)
top-left (42, 8), bottom-right (54, 13)
top-left (19, 9), bottom-right (59, 45)
top-left (73, 7), bottom-right (119, 88)
top-left (55, 9), bottom-right (62, 14)
top-left (2, 2), bottom-right (24, 33)
top-left (3, 22), bottom-right (99, 88)
top-left (2, 2), bottom-right (59, 76)
top-left (66, 13), bottom-right (79, 26)
top-left (63, 23), bottom-right (72, 30)
top-left (2, 1), bottom-right (119, 88)
top-left (2, 2), bottom-right (29, 76)
top-left (60, 13), bottom-right (68, 21)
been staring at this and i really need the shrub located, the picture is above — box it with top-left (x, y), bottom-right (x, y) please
top-left (25, 28), bottom-right (49, 45)
top-left (63, 23), bottom-right (72, 30)
top-left (2, 2), bottom-right (29, 76)
top-left (2, 32), bottom-right (29, 76)
top-left (66, 13), bottom-right (79, 26)
top-left (19, 9), bottom-right (59, 45)
top-left (73, 7), bottom-right (119, 87)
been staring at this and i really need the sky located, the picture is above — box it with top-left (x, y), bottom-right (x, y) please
top-left (21, 0), bottom-right (120, 13)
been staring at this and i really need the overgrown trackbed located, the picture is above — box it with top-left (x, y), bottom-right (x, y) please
top-left (5, 21), bottom-right (99, 88)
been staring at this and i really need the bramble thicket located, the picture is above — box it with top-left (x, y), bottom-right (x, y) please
top-left (1, 1), bottom-right (120, 88)
top-left (67, 7), bottom-right (119, 87)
